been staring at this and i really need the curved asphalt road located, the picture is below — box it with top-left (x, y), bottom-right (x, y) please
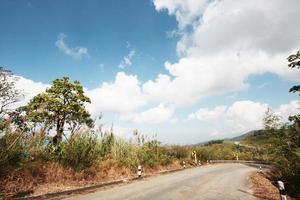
top-left (66, 164), bottom-right (256, 200)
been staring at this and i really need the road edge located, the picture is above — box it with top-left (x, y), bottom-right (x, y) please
top-left (14, 165), bottom-right (198, 200)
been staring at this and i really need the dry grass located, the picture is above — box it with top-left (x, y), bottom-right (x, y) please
top-left (143, 160), bottom-right (181, 174)
top-left (0, 159), bottom-right (182, 199)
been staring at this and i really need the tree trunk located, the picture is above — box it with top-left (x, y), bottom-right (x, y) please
top-left (53, 120), bottom-right (63, 144)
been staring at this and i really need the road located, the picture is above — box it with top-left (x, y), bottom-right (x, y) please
top-left (66, 163), bottom-right (256, 200)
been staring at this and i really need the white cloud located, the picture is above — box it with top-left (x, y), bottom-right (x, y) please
top-left (153, 0), bottom-right (210, 30)
top-left (55, 33), bottom-right (89, 59)
top-left (118, 50), bottom-right (135, 69)
top-left (275, 100), bottom-right (300, 122)
top-left (14, 76), bottom-right (49, 107)
top-left (225, 101), bottom-right (268, 133)
top-left (189, 100), bottom-right (300, 136)
top-left (166, 30), bottom-right (179, 38)
top-left (11, 73), bottom-right (300, 141)
top-left (97, 124), bottom-right (133, 138)
top-left (86, 72), bottom-right (146, 115)
top-left (189, 100), bottom-right (268, 134)
top-left (126, 41), bottom-right (131, 48)
top-left (12, 72), bottom-right (146, 118)
top-left (119, 104), bottom-right (174, 124)
top-left (149, 0), bottom-right (300, 106)
top-left (188, 106), bottom-right (226, 122)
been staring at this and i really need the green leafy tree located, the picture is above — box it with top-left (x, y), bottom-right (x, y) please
top-left (25, 77), bottom-right (94, 143)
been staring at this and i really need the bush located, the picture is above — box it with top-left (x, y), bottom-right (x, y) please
top-left (138, 141), bottom-right (174, 167)
top-left (111, 138), bottom-right (139, 170)
top-left (55, 132), bottom-right (101, 171)
top-left (166, 145), bottom-right (190, 160)
top-left (111, 138), bottom-right (175, 170)
top-left (0, 130), bottom-right (26, 176)
top-left (99, 132), bottom-right (115, 158)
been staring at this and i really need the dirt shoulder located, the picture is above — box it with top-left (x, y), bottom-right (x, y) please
top-left (0, 160), bottom-right (183, 199)
top-left (248, 171), bottom-right (292, 200)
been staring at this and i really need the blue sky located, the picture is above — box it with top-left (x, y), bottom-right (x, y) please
top-left (1, 0), bottom-right (300, 143)
top-left (0, 0), bottom-right (177, 86)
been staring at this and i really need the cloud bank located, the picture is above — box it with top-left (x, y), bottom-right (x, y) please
top-left (149, 0), bottom-right (300, 106)
top-left (189, 100), bottom-right (300, 135)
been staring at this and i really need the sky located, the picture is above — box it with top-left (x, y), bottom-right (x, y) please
top-left (0, 0), bottom-right (300, 144)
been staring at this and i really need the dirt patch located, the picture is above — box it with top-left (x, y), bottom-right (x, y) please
top-left (248, 171), bottom-right (292, 200)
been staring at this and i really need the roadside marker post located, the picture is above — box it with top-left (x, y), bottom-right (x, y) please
top-left (137, 165), bottom-right (142, 178)
top-left (192, 150), bottom-right (197, 164)
top-left (277, 181), bottom-right (287, 200)
top-left (259, 165), bottom-right (262, 173)
top-left (182, 161), bottom-right (186, 169)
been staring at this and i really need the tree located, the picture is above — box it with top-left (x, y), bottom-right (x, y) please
top-left (288, 50), bottom-right (300, 96)
top-left (0, 67), bottom-right (22, 119)
top-left (25, 77), bottom-right (94, 143)
top-left (287, 50), bottom-right (300, 69)
top-left (287, 50), bottom-right (300, 134)
top-left (263, 107), bottom-right (282, 130)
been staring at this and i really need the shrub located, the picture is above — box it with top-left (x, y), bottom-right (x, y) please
top-left (166, 145), bottom-right (190, 160)
top-left (0, 130), bottom-right (26, 176)
top-left (57, 132), bottom-right (101, 171)
top-left (99, 132), bottom-right (115, 158)
top-left (111, 138), bottom-right (139, 170)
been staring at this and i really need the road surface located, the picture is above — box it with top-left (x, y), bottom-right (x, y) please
top-left (66, 163), bottom-right (256, 200)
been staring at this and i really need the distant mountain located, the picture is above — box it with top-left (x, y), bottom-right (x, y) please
top-left (194, 139), bottom-right (224, 146)
top-left (193, 130), bottom-right (261, 146)
top-left (230, 130), bottom-right (260, 141)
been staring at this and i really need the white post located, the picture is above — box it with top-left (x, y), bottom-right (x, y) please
top-left (194, 154), bottom-right (197, 164)
top-left (277, 181), bottom-right (287, 200)
top-left (183, 161), bottom-right (186, 169)
top-left (137, 165), bottom-right (142, 178)
top-left (207, 160), bottom-right (209, 164)
top-left (198, 160), bottom-right (201, 166)
top-left (259, 165), bottom-right (263, 173)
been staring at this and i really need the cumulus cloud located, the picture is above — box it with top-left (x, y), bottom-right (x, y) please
top-left (10, 73), bottom-right (146, 121)
top-left (9, 0), bottom-right (300, 138)
top-left (55, 33), bottom-right (89, 59)
top-left (11, 73), bottom-right (300, 138)
top-left (119, 104), bottom-right (174, 124)
top-left (118, 50), bottom-right (135, 69)
top-left (153, 0), bottom-right (210, 30)
top-left (225, 101), bottom-right (268, 133)
top-left (86, 72), bottom-right (146, 115)
top-left (189, 100), bottom-right (300, 135)
top-left (149, 0), bottom-right (300, 106)
top-left (276, 100), bottom-right (300, 121)
top-left (188, 106), bottom-right (226, 122)
top-left (14, 76), bottom-right (49, 107)
top-left (11, 72), bottom-right (146, 118)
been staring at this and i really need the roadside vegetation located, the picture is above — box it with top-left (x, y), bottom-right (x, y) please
top-left (0, 72), bottom-right (189, 198)
top-left (0, 50), bottom-right (299, 198)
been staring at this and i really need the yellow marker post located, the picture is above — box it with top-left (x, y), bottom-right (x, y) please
top-left (192, 150), bottom-right (197, 164)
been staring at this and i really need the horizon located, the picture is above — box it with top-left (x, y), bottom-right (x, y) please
top-left (1, 0), bottom-right (300, 144)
